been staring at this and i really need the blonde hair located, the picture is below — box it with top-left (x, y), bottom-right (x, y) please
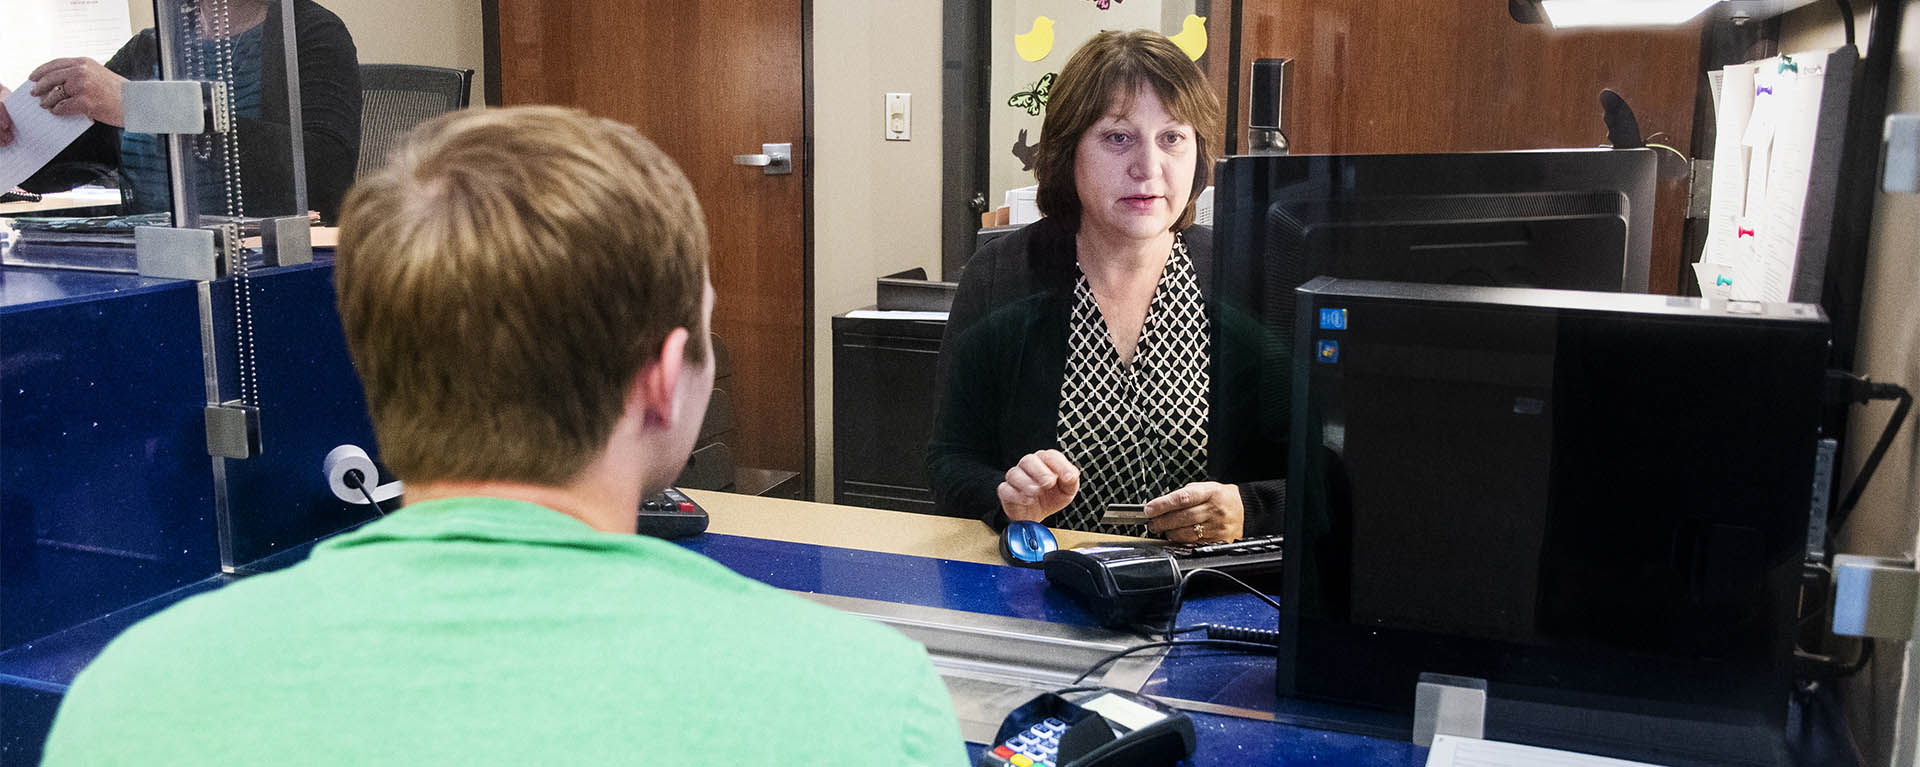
top-left (335, 106), bottom-right (709, 486)
top-left (1033, 29), bottom-right (1224, 233)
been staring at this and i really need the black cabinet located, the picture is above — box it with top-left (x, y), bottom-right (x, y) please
top-left (831, 313), bottom-right (952, 515)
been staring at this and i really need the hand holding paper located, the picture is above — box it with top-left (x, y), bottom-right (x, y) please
top-left (0, 82), bottom-right (93, 191)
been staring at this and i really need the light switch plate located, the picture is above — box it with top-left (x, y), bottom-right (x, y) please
top-left (885, 92), bottom-right (911, 141)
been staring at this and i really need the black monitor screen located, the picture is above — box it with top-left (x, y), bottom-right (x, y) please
top-left (1281, 278), bottom-right (1828, 765)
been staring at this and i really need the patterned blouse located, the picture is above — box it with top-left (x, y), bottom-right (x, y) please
top-left (1053, 235), bottom-right (1211, 535)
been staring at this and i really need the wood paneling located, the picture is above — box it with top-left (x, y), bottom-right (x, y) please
top-left (495, 0), bottom-right (809, 474)
top-left (1231, 2), bottom-right (1703, 293)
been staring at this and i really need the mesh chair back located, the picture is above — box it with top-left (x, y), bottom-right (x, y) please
top-left (357, 64), bottom-right (474, 178)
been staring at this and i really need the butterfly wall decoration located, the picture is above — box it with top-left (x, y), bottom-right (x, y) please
top-left (1007, 72), bottom-right (1056, 117)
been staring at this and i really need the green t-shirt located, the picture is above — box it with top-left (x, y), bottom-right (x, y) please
top-left (42, 497), bottom-right (968, 765)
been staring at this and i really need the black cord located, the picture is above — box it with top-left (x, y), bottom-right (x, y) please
top-left (1796, 638), bottom-right (1875, 680)
top-left (1072, 638), bottom-right (1279, 685)
top-left (1161, 567), bottom-right (1284, 642)
top-left (1835, 0), bottom-right (1856, 48)
top-left (344, 469), bottom-right (388, 516)
top-left (1824, 373), bottom-right (1913, 533)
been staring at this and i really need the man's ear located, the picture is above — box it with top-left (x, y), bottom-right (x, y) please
top-left (636, 328), bottom-right (691, 429)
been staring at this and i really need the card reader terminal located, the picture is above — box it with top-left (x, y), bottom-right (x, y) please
top-left (980, 688), bottom-right (1195, 767)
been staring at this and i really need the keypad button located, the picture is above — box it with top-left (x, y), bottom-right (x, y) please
top-left (1011, 755), bottom-right (1034, 767)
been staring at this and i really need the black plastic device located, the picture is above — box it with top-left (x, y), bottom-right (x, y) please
top-left (980, 688), bottom-right (1195, 767)
top-left (636, 487), bottom-right (708, 539)
top-left (1161, 534), bottom-right (1285, 581)
top-left (1042, 546), bottom-right (1180, 628)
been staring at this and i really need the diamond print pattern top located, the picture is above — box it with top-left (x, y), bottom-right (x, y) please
top-left (1053, 237), bottom-right (1211, 535)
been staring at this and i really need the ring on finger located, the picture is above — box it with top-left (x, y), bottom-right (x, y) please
top-left (1191, 522), bottom-right (1204, 540)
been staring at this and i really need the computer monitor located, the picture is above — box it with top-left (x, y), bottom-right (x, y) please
top-left (1208, 148), bottom-right (1659, 474)
top-left (1282, 277), bottom-right (1828, 766)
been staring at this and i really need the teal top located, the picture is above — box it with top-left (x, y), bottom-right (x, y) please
top-left (42, 497), bottom-right (968, 766)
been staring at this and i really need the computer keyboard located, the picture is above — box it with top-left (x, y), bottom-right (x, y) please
top-left (1158, 534), bottom-right (1284, 580)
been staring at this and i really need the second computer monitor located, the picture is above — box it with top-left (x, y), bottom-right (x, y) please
top-left (1208, 147), bottom-right (1657, 456)
top-left (1211, 147), bottom-right (1656, 319)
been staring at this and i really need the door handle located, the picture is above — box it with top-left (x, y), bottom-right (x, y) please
top-left (733, 142), bottom-right (793, 175)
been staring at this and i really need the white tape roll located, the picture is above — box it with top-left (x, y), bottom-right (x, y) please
top-left (324, 444), bottom-right (404, 504)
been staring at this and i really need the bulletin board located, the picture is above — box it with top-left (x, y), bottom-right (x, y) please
top-left (1695, 46), bottom-right (1854, 303)
top-left (987, 0), bottom-right (1210, 208)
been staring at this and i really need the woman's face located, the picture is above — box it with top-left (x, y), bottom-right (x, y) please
top-left (1072, 85), bottom-right (1197, 249)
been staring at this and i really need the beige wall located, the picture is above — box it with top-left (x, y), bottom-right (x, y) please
top-left (810, 0), bottom-right (947, 501)
top-left (316, 0), bottom-right (485, 103)
top-left (1781, 1), bottom-right (1920, 765)
top-left (130, 0), bottom-right (486, 101)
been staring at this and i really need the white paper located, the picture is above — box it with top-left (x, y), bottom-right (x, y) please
top-left (844, 309), bottom-right (949, 321)
top-left (1700, 63), bottom-right (1754, 272)
top-left (1425, 735), bottom-right (1670, 767)
top-left (1, 83), bottom-right (95, 191)
top-left (0, 0), bottom-right (134, 86)
top-left (1700, 51), bottom-right (1842, 304)
top-left (1742, 54), bottom-right (1829, 302)
top-left (1741, 71), bottom-right (1778, 149)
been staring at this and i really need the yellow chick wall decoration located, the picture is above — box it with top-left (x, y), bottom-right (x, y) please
top-left (1169, 14), bottom-right (1207, 61)
top-left (1016, 16), bottom-right (1055, 62)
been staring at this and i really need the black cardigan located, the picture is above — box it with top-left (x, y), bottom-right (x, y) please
top-left (928, 218), bottom-right (1288, 535)
top-left (24, 0), bottom-right (360, 221)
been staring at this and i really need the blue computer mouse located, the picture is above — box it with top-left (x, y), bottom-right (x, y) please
top-left (999, 520), bottom-right (1058, 568)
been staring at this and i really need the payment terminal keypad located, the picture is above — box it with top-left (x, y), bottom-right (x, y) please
top-left (983, 716), bottom-right (1068, 767)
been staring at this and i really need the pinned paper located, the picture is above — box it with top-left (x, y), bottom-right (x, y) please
top-left (1015, 16), bottom-right (1055, 62)
top-left (1743, 73), bottom-right (1778, 149)
top-left (1169, 15), bottom-right (1208, 60)
top-left (1694, 261), bottom-right (1736, 300)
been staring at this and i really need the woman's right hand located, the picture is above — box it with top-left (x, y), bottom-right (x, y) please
top-left (998, 449), bottom-right (1081, 523)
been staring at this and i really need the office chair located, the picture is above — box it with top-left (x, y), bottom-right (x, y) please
top-left (356, 64), bottom-right (474, 178)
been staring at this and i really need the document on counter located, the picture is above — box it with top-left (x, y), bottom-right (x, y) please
top-left (1, 84), bottom-right (94, 191)
top-left (1425, 735), bottom-right (1671, 767)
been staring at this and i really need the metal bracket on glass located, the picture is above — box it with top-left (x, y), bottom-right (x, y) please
top-left (1687, 159), bottom-right (1713, 219)
top-left (122, 80), bottom-right (230, 136)
top-left (1412, 673), bottom-right (1487, 747)
top-left (135, 223), bottom-right (239, 281)
top-left (261, 215), bottom-right (312, 267)
top-left (205, 400), bottom-right (263, 459)
top-left (1833, 554), bottom-right (1918, 641)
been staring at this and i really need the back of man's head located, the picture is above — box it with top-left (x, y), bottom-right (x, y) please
top-left (335, 106), bottom-right (709, 487)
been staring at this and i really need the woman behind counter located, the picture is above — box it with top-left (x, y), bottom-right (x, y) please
top-left (0, 0), bottom-right (360, 221)
top-left (930, 30), bottom-right (1285, 544)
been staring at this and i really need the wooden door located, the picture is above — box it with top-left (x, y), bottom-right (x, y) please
top-left (493, 0), bottom-right (809, 478)
top-left (1217, 1), bottom-right (1702, 294)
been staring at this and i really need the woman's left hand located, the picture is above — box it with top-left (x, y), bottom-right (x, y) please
top-left (1143, 481), bottom-right (1244, 544)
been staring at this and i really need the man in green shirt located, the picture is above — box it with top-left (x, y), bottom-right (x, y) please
top-left (41, 106), bottom-right (967, 766)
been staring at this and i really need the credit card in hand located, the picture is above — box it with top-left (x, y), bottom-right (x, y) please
top-left (1100, 503), bottom-right (1149, 525)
